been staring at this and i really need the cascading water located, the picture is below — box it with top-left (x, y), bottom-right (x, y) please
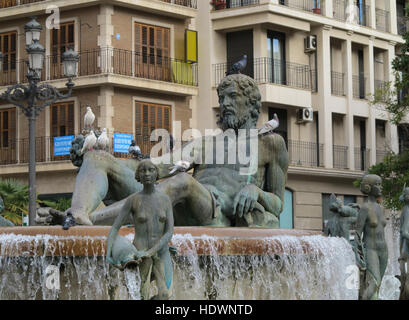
top-left (0, 232), bottom-right (361, 300)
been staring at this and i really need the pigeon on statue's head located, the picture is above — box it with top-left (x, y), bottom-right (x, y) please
top-left (84, 106), bottom-right (95, 130)
top-left (226, 55), bottom-right (247, 76)
top-left (128, 140), bottom-right (142, 159)
top-left (97, 128), bottom-right (109, 150)
top-left (259, 113), bottom-right (279, 135)
top-left (81, 130), bottom-right (97, 154)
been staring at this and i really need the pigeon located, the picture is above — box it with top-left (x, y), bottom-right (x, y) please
top-left (259, 113), bottom-right (279, 135)
top-left (170, 160), bottom-right (190, 174)
top-left (226, 55), bottom-right (247, 76)
top-left (128, 140), bottom-right (142, 159)
top-left (81, 130), bottom-right (97, 154)
top-left (84, 106), bottom-right (95, 129)
top-left (97, 128), bottom-right (109, 150)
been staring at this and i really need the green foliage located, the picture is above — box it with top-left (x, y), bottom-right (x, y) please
top-left (40, 197), bottom-right (72, 212)
top-left (0, 179), bottom-right (29, 226)
top-left (354, 150), bottom-right (409, 211)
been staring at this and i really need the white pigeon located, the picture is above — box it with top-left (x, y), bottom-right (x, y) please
top-left (84, 106), bottom-right (95, 129)
top-left (81, 130), bottom-right (97, 154)
top-left (97, 128), bottom-right (109, 150)
top-left (259, 113), bottom-right (279, 135)
top-left (170, 160), bottom-right (190, 174)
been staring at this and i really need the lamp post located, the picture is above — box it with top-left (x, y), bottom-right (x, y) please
top-left (0, 18), bottom-right (79, 226)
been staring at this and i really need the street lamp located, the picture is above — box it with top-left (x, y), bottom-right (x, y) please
top-left (0, 18), bottom-right (78, 226)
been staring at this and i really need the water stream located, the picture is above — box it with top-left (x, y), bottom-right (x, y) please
top-left (0, 231), bottom-right (398, 300)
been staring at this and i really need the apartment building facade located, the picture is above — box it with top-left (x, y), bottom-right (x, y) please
top-left (0, 0), bottom-right (407, 231)
top-left (196, 0), bottom-right (408, 230)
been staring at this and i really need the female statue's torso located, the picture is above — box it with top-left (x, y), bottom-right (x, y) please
top-left (363, 201), bottom-right (387, 250)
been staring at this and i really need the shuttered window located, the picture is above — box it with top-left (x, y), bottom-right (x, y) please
top-left (135, 101), bottom-right (171, 154)
top-left (0, 0), bottom-right (17, 9)
top-left (50, 102), bottom-right (74, 137)
top-left (51, 21), bottom-right (75, 64)
top-left (0, 108), bottom-right (16, 148)
top-left (135, 22), bottom-right (170, 65)
top-left (0, 31), bottom-right (17, 72)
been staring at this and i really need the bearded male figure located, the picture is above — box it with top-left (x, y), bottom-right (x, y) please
top-left (39, 74), bottom-right (288, 228)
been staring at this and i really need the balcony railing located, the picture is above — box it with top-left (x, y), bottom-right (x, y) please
top-left (376, 149), bottom-right (388, 163)
top-left (333, 145), bottom-right (348, 169)
top-left (331, 71), bottom-right (345, 96)
top-left (159, 0), bottom-right (197, 8)
top-left (0, 0), bottom-right (45, 8)
top-left (212, 0), bottom-right (259, 10)
top-left (288, 139), bottom-right (323, 167)
top-left (333, 0), bottom-right (347, 21)
top-left (214, 58), bottom-right (315, 91)
top-left (0, 134), bottom-right (172, 166)
top-left (279, 0), bottom-right (324, 15)
top-left (397, 16), bottom-right (409, 35)
top-left (352, 74), bottom-right (366, 99)
top-left (0, 48), bottom-right (198, 87)
top-left (375, 8), bottom-right (390, 32)
top-left (0, 0), bottom-right (197, 9)
top-left (333, 0), bottom-right (369, 27)
top-left (354, 147), bottom-right (370, 171)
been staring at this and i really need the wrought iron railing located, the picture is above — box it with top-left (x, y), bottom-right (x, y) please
top-left (333, 0), bottom-right (347, 21)
top-left (0, 0), bottom-right (197, 9)
top-left (397, 16), bottom-right (409, 35)
top-left (0, 48), bottom-right (198, 87)
top-left (214, 58), bottom-right (314, 91)
top-left (354, 147), bottom-right (370, 171)
top-left (333, 145), bottom-right (348, 169)
top-left (288, 139), bottom-right (323, 167)
top-left (352, 74), bottom-right (366, 99)
top-left (159, 0), bottom-right (197, 8)
top-left (331, 71), bottom-right (345, 96)
top-left (212, 0), bottom-right (259, 10)
top-left (279, 0), bottom-right (324, 15)
top-left (333, 0), bottom-right (369, 26)
top-left (375, 8), bottom-right (390, 32)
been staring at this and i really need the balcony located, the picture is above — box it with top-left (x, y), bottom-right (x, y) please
top-left (352, 74), bottom-right (366, 99)
top-left (354, 147), bottom-right (370, 171)
top-left (331, 71), bottom-right (345, 96)
top-left (159, 0), bottom-right (197, 8)
top-left (0, 134), bottom-right (169, 166)
top-left (333, 0), bottom-right (369, 27)
top-left (333, 0), bottom-right (347, 21)
top-left (0, 0), bottom-right (44, 8)
top-left (0, 48), bottom-right (198, 88)
top-left (279, 0), bottom-right (324, 15)
top-left (214, 58), bottom-right (315, 91)
top-left (333, 145), bottom-right (348, 169)
top-left (375, 8), bottom-right (390, 33)
top-left (288, 139), bottom-right (323, 167)
top-left (212, 0), bottom-right (259, 10)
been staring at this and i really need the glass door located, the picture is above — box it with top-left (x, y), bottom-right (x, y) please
top-left (267, 31), bottom-right (286, 85)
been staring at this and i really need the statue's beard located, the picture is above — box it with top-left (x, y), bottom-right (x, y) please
top-left (218, 114), bottom-right (250, 131)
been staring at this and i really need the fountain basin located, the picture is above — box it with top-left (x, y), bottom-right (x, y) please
top-left (0, 226), bottom-right (322, 257)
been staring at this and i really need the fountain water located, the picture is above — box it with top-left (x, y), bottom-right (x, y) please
top-left (0, 227), bottom-right (359, 300)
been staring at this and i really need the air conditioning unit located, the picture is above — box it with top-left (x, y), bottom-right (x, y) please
top-left (297, 107), bottom-right (314, 123)
top-left (304, 35), bottom-right (317, 53)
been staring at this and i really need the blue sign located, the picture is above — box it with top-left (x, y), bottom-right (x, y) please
top-left (114, 133), bottom-right (133, 153)
top-left (54, 135), bottom-right (74, 156)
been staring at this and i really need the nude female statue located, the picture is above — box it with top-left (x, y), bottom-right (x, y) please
top-left (398, 187), bottom-right (409, 300)
top-left (106, 159), bottom-right (174, 300)
top-left (356, 174), bottom-right (388, 300)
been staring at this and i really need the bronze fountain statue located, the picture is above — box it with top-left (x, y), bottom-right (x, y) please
top-left (37, 73), bottom-right (289, 229)
top-left (106, 159), bottom-right (174, 300)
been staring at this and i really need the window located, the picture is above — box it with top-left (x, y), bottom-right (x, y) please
top-left (135, 101), bottom-right (171, 154)
top-left (50, 21), bottom-right (74, 79)
top-left (0, 31), bottom-right (17, 73)
top-left (0, 0), bottom-right (17, 9)
top-left (267, 31), bottom-right (286, 85)
top-left (135, 22), bottom-right (170, 81)
top-left (0, 108), bottom-right (16, 165)
top-left (50, 102), bottom-right (74, 137)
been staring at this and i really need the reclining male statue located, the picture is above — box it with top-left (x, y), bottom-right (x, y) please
top-left (37, 73), bottom-right (289, 229)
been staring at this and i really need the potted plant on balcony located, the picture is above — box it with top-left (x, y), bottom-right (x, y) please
top-left (211, 0), bottom-right (226, 10)
top-left (312, 0), bottom-right (321, 14)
